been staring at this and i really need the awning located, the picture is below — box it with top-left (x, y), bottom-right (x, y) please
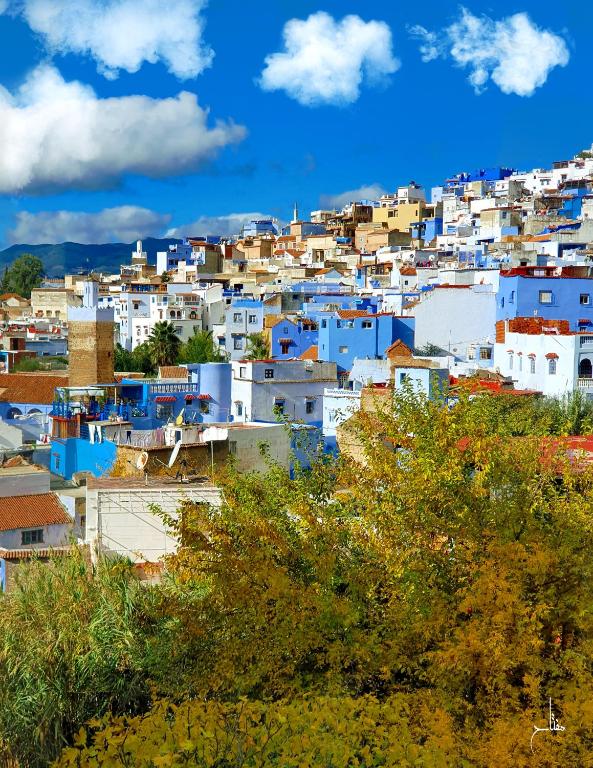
top-left (545, 352), bottom-right (559, 359)
top-left (154, 395), bottom-right (176, 403)
top-left (197, 394), bottom-right (211, 400)
top-left (278, 338), bottom-right (293, 344)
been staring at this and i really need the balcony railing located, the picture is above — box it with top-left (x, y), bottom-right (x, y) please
top-left (577, 378), bottom-right (593, 388)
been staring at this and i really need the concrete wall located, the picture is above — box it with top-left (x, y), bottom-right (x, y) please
top-left (414, 285), bottom-right (496, 360)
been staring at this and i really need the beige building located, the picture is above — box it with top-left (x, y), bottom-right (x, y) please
top-left (31, 288), bottom-right (81, 320)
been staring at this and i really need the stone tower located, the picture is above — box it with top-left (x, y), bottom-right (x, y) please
top-left (67, 281), bottom-right (115, 387)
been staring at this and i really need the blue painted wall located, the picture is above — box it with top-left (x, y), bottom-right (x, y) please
top-left (497, 275), bottom-right (593, 330)
top-left (318, 315), bottom-right (415, 372)
top-left (50, 437), bottom-right (117, 479)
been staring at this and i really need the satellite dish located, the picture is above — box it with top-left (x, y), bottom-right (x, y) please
top-left (137, 451), bottom-right (149, 470)
top-left (168, 440), bottom-right (182, 468)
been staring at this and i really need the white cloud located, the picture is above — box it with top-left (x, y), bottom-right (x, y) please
top-left (167, 212), bottom-right (274, 238)
top-left (320, 184), bottom-right (386, 210)
top-left (259, 12), bottom-right (399, 106)
top-left (0, 64), bottom-right (245, 193)
top-left (8, 206), bottom-right (171, 244)
top-left (5, 0), bottom-right (213, 80)
top-left (410, 8), bottom-right (569, 96)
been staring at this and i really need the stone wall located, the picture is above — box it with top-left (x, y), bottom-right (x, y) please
top-left (68, 321), bottom-right (114, 387)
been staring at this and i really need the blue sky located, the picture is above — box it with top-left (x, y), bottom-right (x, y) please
top-left (0, 0), bottom-right (589, 246)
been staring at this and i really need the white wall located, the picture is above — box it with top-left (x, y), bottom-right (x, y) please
top-left (414, 285), bottom-right (496, 360)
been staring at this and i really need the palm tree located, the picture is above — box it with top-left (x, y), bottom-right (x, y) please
top-left (244, 332), bottom-right (270, 360)
top-left (147, 321), bottom-right (182, 368)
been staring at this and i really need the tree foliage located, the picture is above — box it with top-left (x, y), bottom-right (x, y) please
top-left (243, 331), bottom-right (270, 360)
top-left (1, 253), bottom-right (44, 298)
top-left (114, 342), bottom-right (156, 375)
top-left (3, 390), bottom-right (593, 765)
top-left (178, 329), bottom-right (227, 364)
top-left (146, 322), bottom-right (182, 368)
top-left (0, 551), bottom-right (167, 767)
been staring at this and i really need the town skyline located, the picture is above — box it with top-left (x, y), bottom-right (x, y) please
top-left (0, 0), bottom-right (587, 246)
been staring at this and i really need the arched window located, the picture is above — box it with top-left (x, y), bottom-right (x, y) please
top-left (548, 358), bottom-right (557, 375)
top-left (529, 356), bottom-right (536, 374)
top-left (508, 351), bottom-right (514, 370)
top-left (579, 358), bottom-right (593, 379)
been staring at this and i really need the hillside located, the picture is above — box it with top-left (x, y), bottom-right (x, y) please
top-left (0, 238), bottom-right (182, 277)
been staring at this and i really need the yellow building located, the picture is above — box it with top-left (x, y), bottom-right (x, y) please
top-left (372, 200), bottom-right (429, 231)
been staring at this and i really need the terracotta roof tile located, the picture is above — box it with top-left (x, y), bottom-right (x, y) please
top-left (0, 373), bottom-right (68, 405)
top-left (158, 366), bottom-right (188, 380)
top-left (0, 493), bottom-right (72, 532)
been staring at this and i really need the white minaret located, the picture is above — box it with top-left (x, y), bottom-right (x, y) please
top-left (292, 202), bottom-right (299, 223)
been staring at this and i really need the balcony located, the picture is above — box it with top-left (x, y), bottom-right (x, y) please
top-left (577, 378), bottom-right (593, 388)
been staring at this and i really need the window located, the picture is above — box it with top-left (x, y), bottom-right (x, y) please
top-left (539, 290), bottom-right (553, 305)
top-left (581, 294), bottom-right (591, 306)
top-left (239, 366), bottom-right (246, 378)
top-left (362, 320), bottom-right (373, 329)
top-left (480, 347), bottom-right (492, 361)
top-left (265, 368), bottom-right (274, 379)
top-left (508, 352), bottom-right (514, 370)
top-left (519, 355), bottom-right (523, 372)
top-left (548, 358), bottom-right (557, 375)
top-left (233, 337), bottom-right (243, 350)
top-left (530, 356), bottom-right (536, 374)
top-left (339, 346), bottom-right (348, 354)
top-left (280, 343), bottom-right (290, 355)
top-left (509, 290), bottom-right (515, 304)
top-left (233, 312), bottom-right (242, 322)
top-left (248, 314), bottom-right (257, 324)
top-left (156, 404), bottom-right (173, 420)
top-left (305, 400), bottom-right (315, 414)
top-left (21, 529), bottom-right (43, 545)
top-left (283, 326), bottom-right (289, 333)
top-left (200, 400), bottom-right (210, 414)
top-left (236, 402), bottom-right (243, 416)
top-left (274, 400), bottom-right (285, 414)
top-left (399, 372), bottom-right (408, 385)
top-left (229, 440), bottom-right (237, 455)
top-left (321, 319), bottom-right (327, 328)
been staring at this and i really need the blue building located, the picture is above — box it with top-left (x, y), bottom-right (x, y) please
top-left (445, 167), bottom-right (514, 187)
top-left (497, 267), bottom-right (593, 331)
top-left (186, 363), bottom-right (232, 422)
top-left (241, 219), bottom-right (278, 237)
top-left (318, 312), bottom-right (415, 373)
top-left (225, 298), bottom-right (267, 360)
top-left (270, 317), bottom-right (318, 359)
top-left (411, 217), bottom-right (443, 243)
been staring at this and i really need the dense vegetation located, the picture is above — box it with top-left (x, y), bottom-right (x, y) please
top-left (115, 328), bottom-right (228, 375)
top-left (2, 389), bottom-right (593, 765)
top-left (1, 254), bottom-right (44, 299)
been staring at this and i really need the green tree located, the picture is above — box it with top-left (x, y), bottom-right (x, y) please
top-left (114, 342), bottom-right (156, 375)
top-left (1, 254), bottom-right (44, 298)
top-left (178, 329), bottom-right (227, 364)
top-left (244, 331), bottom-right (270, 360)
top-left (160, 271), bottom-right (171, 283)
top-left (146, 321), bottom-right (181, 368)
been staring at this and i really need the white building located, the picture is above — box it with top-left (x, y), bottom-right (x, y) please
top-left (85, 477), bottom-right (221, 564)
top-left (414, 284), bottom-right (496, 363)
top-left (493, 319), bottom-right (593, 397)
top-left (231, 360), bottom-right (338, 424)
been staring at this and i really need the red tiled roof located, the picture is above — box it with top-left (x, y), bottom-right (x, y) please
top-left (0, 373), bottom-right (68, 405)
top-left (0, 493), bottom-right (71, 532)
top-left (154, 395), bottom-right (176, 403)
top-left (158, 366), bottom-right (188, 379)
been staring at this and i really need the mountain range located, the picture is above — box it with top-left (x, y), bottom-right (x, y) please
top-left (0, 238), bottom-right (182, 277)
